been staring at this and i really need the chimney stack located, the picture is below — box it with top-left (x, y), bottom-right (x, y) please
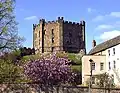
top-left (92, 40), bottom-right (96, 48)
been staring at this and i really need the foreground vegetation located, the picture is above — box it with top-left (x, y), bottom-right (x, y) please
top-left (0, 50), bottom-right (82, 92)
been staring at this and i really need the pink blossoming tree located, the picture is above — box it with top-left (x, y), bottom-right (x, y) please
top-left (24, 53), bottom-right (76, 93)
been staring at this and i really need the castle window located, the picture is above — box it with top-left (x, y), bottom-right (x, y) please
top-left (51, 29), bottom-right (54, 43)
top-left (66, 40), bottom-right (71, 45)
top-left (52, 38), bottom-right (54, 43)
top-left (39, 40), bottom-right (40, 45)
top-left (69, 32), bottom-right (72, 37)
top-left (51, 47), bottom-right (54, 52)
top-left (39, 31), bottom-right (40, 37)
top-left (52, 29), bottom-right (54, 35)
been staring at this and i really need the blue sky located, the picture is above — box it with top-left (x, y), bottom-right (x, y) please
top-left (15, 0), bottom-right (120, 53)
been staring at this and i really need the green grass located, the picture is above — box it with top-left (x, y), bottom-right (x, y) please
top-left (67, 53), bottom-right (82, 65)
top-left (21, 53), bottom-right (82, 72)
top-left (71, 65), bottom-right (82, 72)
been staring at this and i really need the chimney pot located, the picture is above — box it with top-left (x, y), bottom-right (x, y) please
top-left (92, 40), bottom-right (96, 48)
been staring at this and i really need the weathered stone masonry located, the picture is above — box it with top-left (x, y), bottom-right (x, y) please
top-left (33, 17), bottom-right (86, 54)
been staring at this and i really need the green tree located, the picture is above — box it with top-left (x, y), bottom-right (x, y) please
top-left (0, 60), bottom-right (21, 84)
top-left (0, 0), bottom-right (24, 52)
top-left (95, 73), bottom-right (115, 88)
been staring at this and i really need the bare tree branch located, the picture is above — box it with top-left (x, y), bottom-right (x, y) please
top-left (0, 19), bottom-right (12, 36)
top-left (0, 0), bottom-right (24, 52)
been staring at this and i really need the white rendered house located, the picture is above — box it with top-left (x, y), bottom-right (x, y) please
top-left (82, 35), bottom-right (120, 87)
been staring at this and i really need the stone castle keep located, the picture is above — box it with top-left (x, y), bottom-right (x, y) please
top-left (33, 17), bottom-right (86, 54)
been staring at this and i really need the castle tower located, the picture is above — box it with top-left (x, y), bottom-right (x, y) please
top-left (33, 17), bottom-right (86, 54)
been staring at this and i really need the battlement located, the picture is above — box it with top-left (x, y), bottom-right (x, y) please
top-left (47, 20), bottom-right (56, 23)
top-left (33, 24), bottom-right (37, 30)
top-left (64, 20), bottom-right (85, 26)
top-left (33, 23), bottom-right (41, 30)
top-left (39, 19), bottom-right (45, 23)
top-left (80, 20), bottom-right (85, 26)
top-left (33, 17), bottom-right (85, 31)
top-left (58, 17), bottom-right (64, 20)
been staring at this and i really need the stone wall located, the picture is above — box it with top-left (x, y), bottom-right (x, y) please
top-left (63, 20), bottom-right (85, 53)
top-left (2, 84), bottom-right (120, 93)
top-left (33, 17), bottom-right (86, 54)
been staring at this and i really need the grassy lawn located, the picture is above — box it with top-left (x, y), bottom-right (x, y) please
top-left (21, 53), bottom-right (82, 72)
top-left (71, 65), bottom-right (82, 72)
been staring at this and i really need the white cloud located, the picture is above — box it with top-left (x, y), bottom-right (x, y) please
top-left (92, 15), bottom-right (104, 21)
top-left (24, 16), bottom-right (38, 20)
top-left (87, 8), bottom-right (95, 13)
top-left (93, 12), bottom-right (120, 22)
top-left (110, 12), bottom-right (120, 17)
top-left (87, 8), bottom-right (92, 13)
top-left (95, 24), bottom-right (113, 30)
top-left (99, 30), bottom-right (120, 41)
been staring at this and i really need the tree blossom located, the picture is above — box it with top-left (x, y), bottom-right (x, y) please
top-left (24, 53), bottom-right (76, 92)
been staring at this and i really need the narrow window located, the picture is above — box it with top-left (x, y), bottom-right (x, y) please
top-left (108, 50), bottom-right (110, 56)
top-left (113, 48), bottom-right (115, 55)
top-left (51, 47), bottom-right (54, 52)
top-left (52, 38), bottom-right (54, 43)
top-left (52, 29), bottom-right (54, 35)
top-left (39, 31), bottom-right (40, 37)
top-left (39, 40), bottom-right (40, 45)
top-left (51, 29), bottom-right (54, 43)
top-left (69, 32), bottom-right (72, 37)
top-left (109, 62), bottom-right (111, 70)
top-left (100, 63), bottom-right (104, 70)
top-left (113, 61), bottom-right (116, 69)
top-left (39, 31), bottom-right (40, 45)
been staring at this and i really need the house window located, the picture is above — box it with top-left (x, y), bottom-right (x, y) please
top-left (108, 50), bottom-right (110, 56)
top-left (100, 63), bottom-right (104, 70)
top-left (113, 61), bottom-right (116, 69)
top-left (92, 76), bottom-right (95, 84)
top-left (109, 62), bottom-right (111, 70)
top-left (113, 48), bottom-right (115, 55)
top-left (91, 63), bottom-right (95, 70)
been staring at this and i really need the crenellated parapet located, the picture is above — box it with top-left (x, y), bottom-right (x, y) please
top-left (39, 19), bottom-right (45, 23)
top-left (45, 20), bottom-right (56, 25)
top-left (58, 17), bottom-right (64, 20)
top-left (33, 24), bottom-right (37, 31)
top-left (64, 20), bottom-right (85, 26)
top-left (33, 17), bottom-right (86, 54)
top-left (80, 20), bottom-right (85, 26)
top-left (33, 17), bottom-right (85, 31)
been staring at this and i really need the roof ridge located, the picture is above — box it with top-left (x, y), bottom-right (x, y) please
top-left (89, 35), bottom-right (120, 54)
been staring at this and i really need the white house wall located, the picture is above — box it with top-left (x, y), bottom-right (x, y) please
top-left (82, 55), bottom-right (106, 85)
top-left (106, 44), bottom-right (120, 86)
